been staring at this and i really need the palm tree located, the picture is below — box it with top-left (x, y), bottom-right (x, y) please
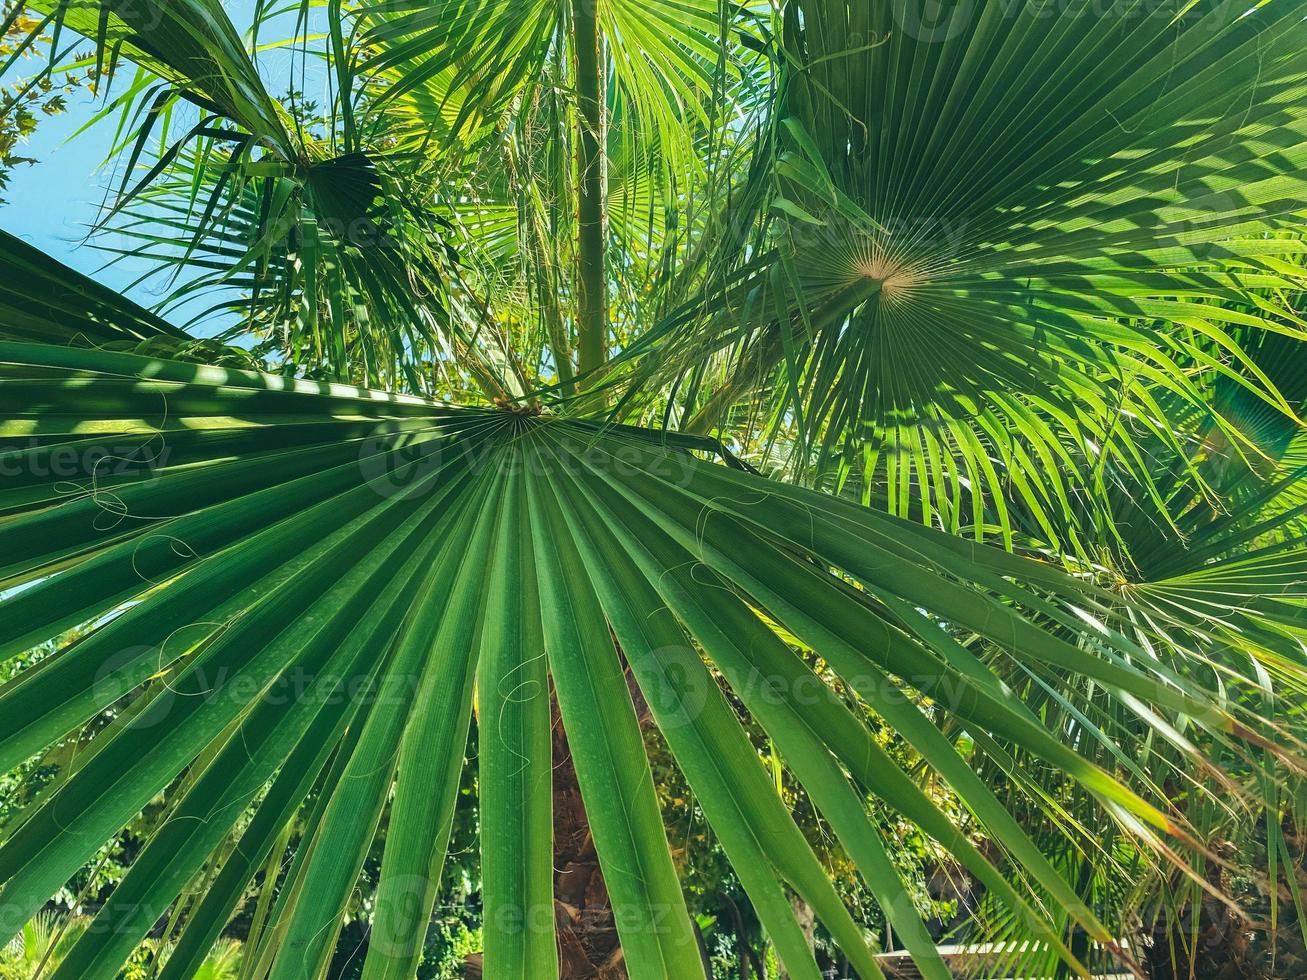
top-left (0, 1), bottom-right (1304, 978)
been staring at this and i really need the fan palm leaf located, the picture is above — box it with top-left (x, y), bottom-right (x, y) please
top-left (358, 0), bottom-right (738, 162)
top-left (0, 227), bottom-right (186, 345)
top-left (614, 0), bottom-right (1307, 543)
top-left (3, 2), bottom-right (1307, 977)
top-left (0, 319), bottom-right (1300, 978)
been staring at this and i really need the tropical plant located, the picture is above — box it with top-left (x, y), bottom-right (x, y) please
top-left (0, 911), bottom-right (244, 980)
top-left (0, 911), bottom-right (86, 979)
top-left (0, 1), bottom-right (1305, 979)
top-left (0, 3), bottom-right (90, 205)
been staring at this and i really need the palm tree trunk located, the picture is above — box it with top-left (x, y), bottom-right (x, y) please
top-left (778, 895), bottom-right (816, 979)
top-left (552, 691), bottom-right (627, 978)
top-left (571, 0), bottom-right (607, 384)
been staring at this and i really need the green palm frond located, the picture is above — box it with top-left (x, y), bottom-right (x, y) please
top-left (0, 332), bottom-right (1300, 979)
top-left (98, 144), bottom-right (496, 393)
top-left (356, 0), bottom-right (774, 392)
top-left (615, 0), bottom-right (1307, 541)
top-left (8, 0), bottom-right (771, 390)
top-left (0, 909), bottom-right (88, 977)
top-left (359, 0), bottom-right (740, 162)
top-left (8, 0), bottom-right (292, 148)
top-left (7, 0), bottom-right (499, 390)
top-left (5, 2), bottom-right (1307, 976)
top-left (0, 227), bottom-right (187, 345)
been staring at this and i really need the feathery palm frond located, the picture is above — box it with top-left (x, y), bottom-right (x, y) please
top-left (6, 0), bottom-right (291, 146)
top-left (355, 0), bottom-right (774, 392)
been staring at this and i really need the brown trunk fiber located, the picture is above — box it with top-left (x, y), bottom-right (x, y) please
top-left (552, 691), bottom-right (628, 978)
